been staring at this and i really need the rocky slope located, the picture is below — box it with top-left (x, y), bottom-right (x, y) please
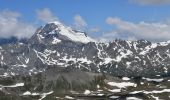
top-left (0, 21), bottom-right (170, 99)
top-left (0, 21), bottom-right (170, 77)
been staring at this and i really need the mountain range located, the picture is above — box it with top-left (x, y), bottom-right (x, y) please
top-left (0, 21), bottom-right (170, 99)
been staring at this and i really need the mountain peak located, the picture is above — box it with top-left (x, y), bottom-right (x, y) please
top-left (30, 21), bottom-right (95, 44)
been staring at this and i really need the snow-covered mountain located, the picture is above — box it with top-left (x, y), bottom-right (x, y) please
top-left (0, 21), bottom-right (170, 99)
top-left (30, 21), bottom-right (95, 44)
top-left (0, 21), bottom-right (170, 77)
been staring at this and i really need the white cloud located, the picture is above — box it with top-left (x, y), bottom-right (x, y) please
top-left (105, 17), bottom-right (170, 42)
top-left (73, 14), bottom-right (87, 30)
top-left (37, 8), bottom-right (57, 23)
top-left (0, 10), bottom-right (36, 38)
top-left (129, 0), bottom-right (170, 5)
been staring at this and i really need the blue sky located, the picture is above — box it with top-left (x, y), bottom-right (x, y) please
top-left (1, 0), bottom-right (170, 41)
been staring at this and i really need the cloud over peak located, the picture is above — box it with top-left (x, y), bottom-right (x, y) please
top-left (105, 17), bottom-right (170, 42)
top-left (73, 14), bottom-right (87, 30)
top-left (0, 10), bottom-right (36, 39)
top-left (37, 8), bottom-right (57, 23)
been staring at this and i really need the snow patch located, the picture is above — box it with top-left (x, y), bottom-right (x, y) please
top-left (122, 77), bottom-right (130, 81)
top-left (109, 96), bottom-right (120, 99)
top-left (108, 89), bottom-right (121, 93)
top-left (65, 95), bottom-right (74, 99)
top-left (22, 91), bottom-right (53, 100)
top-left (50, 21), bottom-right (95, 43)
top-left (142, 77), bottom-right (164, 82)
top-left (0, 83), bottom-right (24, 88)
top-left (107, 82), bottom-right (136, 88)
top-left (115, 50), bottom-right (132, 62)
top-left (130, 89), bottom-right (170, 94)
top-left (23, 91), bottom-right (31, 95)
top-left (126, 97), bottom-right (142, 100)
top-left (140, 43), bottom-right (158, 55)
top-left (52, 37), bottom-right (61, 44)
top-left (39, 91), bottom-right (53, 100)
top-left (84, 90), bottom-right (91, 95)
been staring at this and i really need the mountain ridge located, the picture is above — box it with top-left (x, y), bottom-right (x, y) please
top-left (0, 21), bottom-right (169, 77)
top-left (0, 21), bottom-right (170, 99)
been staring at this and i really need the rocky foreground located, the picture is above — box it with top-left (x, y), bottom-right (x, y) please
top-left (1, 71), bottom-right (170, 100)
